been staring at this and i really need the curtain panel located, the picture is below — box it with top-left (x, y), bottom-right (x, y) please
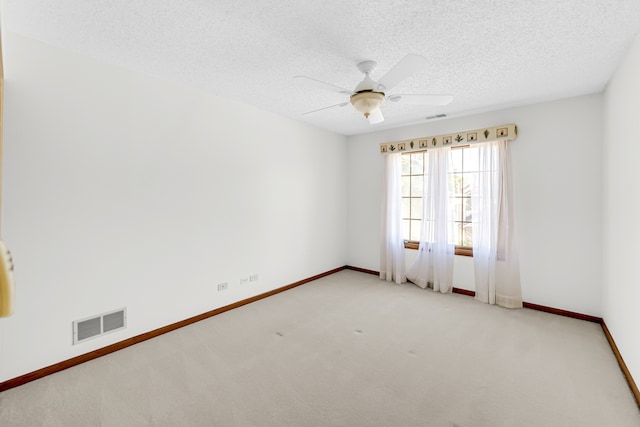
top-left (380, 153), bottom-right (406, 284)
top-left (471, 140), bottom-right (522, 308)
top-left (406, 147), bottom-right (455, 292)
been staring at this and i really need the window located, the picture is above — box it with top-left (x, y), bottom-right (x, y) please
top-left (401, 151), bottom-right (425, 243)
top-left (401, 147), bottom-right (477, 256)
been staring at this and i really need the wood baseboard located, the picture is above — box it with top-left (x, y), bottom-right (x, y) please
top-left (345, 265), bottom-right (379, 276)
top-left (452, 287), bottom-right (604, 323)
top-left (521, 301), bottom-right (602, 323)
top-left (351, 265), bottom-right (604, 322)
top-left (452, 287), bottom-right (476, 297)
top-left (601, 321), bottom-right (640, 408)
top-left (0, 266), bottom-right (346, 392)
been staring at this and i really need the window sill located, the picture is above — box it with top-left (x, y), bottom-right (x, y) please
top-left (404, 241), bottom-right (473, 257)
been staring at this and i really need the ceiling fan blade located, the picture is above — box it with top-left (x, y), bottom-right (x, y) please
top-left (376, 54), bottom-right (428, 92)
top-left (301, 102), bottom-right (349, 116)
top-left (388, 94), bottom-right (454, 106)
top-left (293, 76), bottom-right (352, 95)
top-left (368, 109), bottom-right (384, 124)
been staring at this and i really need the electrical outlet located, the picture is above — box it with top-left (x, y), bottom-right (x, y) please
top-left (249, 274), bottom-right (259, 282)
top-left (240, 277), bottom-right (249, 285)
top-left (217, 282), bottom-right (228, 291)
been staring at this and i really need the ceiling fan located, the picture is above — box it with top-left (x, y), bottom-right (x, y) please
top-left (294, 54), bottom-right (453, 124)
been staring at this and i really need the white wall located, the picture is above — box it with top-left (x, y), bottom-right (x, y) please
top-left (0, 33), bottom-right (348, 381)
top-left (347, 94), bottom-right (603, 316)
top-left (603, 33), bottom-right (640, 386)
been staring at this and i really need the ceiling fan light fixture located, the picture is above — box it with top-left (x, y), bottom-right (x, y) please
top-left (350, 90), bottom-right (385, 119)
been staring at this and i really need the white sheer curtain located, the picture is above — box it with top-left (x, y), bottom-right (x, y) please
top-left (406, 147), bottom-right (455, 292)
top-left (380, 153), bottom-right (406, 284)
top-left (471, 140), bottom-right (522, 308)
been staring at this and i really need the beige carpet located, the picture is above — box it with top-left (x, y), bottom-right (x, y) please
top-left (0, 270), bottom-right (638, 426)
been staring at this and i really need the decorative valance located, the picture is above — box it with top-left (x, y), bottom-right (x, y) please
top-left (379, 123), bottom-right (518, 154)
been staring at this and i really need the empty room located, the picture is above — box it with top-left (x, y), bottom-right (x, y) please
top-left (0, 1), bottom-right (639, 426)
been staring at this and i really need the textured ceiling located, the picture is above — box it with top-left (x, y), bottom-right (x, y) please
top-left (3, 1), bottom-right (640, 135)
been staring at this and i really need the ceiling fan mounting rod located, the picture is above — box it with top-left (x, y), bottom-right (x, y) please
top-left (357, 60), bottom-right (377, 75)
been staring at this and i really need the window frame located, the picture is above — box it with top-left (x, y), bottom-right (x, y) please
top-left (403, 241), bottom-right (473, 257)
